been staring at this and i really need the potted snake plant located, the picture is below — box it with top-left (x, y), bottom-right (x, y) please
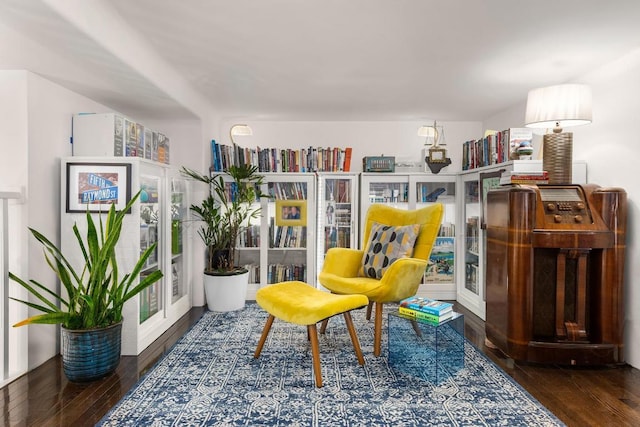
top-left (9, 190), bottom-right (163, 382)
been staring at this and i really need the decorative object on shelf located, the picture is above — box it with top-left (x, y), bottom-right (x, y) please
top-left (419, 121), bottom-right (451, 174)
top-left (363, 155), bottom-right (395, 172)
top-left (8, 191), bottom-right (163, 382)
top-left (181, 163), bottom-right (266, 312)
top-left (229, 124), bottom-right (253, 145)
top-left (275, 199), bottom-right (307, 227)
top-left (525, 84), bottom-right (592, 184)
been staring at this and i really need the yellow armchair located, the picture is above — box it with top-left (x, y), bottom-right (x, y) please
top-left (319, 203), bottom-right (444, 356)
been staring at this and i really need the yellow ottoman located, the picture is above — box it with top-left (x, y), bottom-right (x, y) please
top-left (254, 281), bottom-right (369, 387)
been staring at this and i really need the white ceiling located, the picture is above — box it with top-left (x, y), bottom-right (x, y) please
top-left (1, 0), bottom-right (640, 122)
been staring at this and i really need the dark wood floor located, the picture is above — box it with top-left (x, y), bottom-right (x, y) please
top-left (3, 303), bottom-right (640, 426)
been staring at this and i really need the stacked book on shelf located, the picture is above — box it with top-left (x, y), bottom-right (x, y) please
top-left (461, 128), bottom-right (532, 171)
top-left (398, 296), bottom-right (454, 324)
top-left (499, 170), bottom-right (549, 185)
top-left (210, 140), bottom-right (353, 173)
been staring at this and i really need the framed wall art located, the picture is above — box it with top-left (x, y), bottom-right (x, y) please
top-left (66, 162), bottom-right (132, 213)
top-left (275, 199), bottom-right (307, 227)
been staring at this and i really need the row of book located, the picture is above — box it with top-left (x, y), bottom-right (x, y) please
top-left (462, 128), bottom-right (532, 171)
top-left (269, 222), bottom-right (307, 248)
top-left (324, 179), bottom-right (352, 203)
top-left (210, 140), bottom-right (353, 173)
top-left (268, 182), bottom-right (308, 200)
top-left (238, 263), bottom-right (308, 284)
top-left (268, 263), bottom-right (307, 284)
top-left (323, 227), bottom-right (351, 253)
top-left (398, 296), bottom-right (454, 323)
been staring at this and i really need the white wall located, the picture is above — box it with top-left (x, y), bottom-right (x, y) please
top-left (484, 49), bottom-right (640, 368)
top-left (0, 71), bottom-right (209, 372)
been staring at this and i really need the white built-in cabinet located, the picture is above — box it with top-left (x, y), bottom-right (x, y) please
top-left (235, 173), bottom-right (316, 299)
top-left (359, 173), bottom-right (458, 300)
top-left (316, 173), bottom-right (360, 286)
top-left (61, 157), bottom-right (191, 355)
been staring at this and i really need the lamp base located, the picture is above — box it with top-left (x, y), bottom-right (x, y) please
top-left (543, 132), bottom-right (573, 184)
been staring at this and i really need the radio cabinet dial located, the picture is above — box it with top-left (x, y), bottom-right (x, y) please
top-left (574, 215), bottom-right (583, 223)
top-left (547, 203), bottom-right (556, 212)
top-left (554, 214), bottom-right (562, 223)
top-left (576, 202), bottom-right (586, 210)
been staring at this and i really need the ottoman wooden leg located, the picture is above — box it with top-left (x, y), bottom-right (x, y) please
top-left (254, 314), bottom-right (275, 359)
top-left (307, 324), bottom-right (323, 387)
top-left (344, 312), bottom-right (365, 365)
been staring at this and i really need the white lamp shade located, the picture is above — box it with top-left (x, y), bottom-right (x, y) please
top-left (417, 125), bottom-right (437, 138)
top-left (524, 84), bottom-right (592, 129)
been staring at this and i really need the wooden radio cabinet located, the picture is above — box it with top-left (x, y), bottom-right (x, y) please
top-left (485, 184), bottom-right (626, 365)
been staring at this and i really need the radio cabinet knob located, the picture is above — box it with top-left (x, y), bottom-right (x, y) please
top-left (547, 203), bottom-right (556, 212)
top-left (554, 215), bottom-right (562, 223)
top-left (574, 215), bottom-right (583, 223)
top-left (576, 202), bottom-right (586, 210)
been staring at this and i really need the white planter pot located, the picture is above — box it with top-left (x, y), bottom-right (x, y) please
top-left (203, 270), bottom-right (249, 312)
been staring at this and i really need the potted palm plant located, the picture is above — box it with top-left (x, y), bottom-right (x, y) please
top-left (181, 164), bottom-right (265, 312)
top-left (9, 191), bottom-right (162, 382)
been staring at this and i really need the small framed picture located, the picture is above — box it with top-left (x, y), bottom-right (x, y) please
top-left (66, 162), bottom-right (132, 213)
top-left (275, 199), bottom-right (307, 227)
top-left (429, 148), bottom-right (447, 163)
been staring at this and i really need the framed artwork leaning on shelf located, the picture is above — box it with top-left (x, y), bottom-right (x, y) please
top-left (275, 199), bottom-right (307, 227)
top-left (65, 162), bottom-right (132, 213)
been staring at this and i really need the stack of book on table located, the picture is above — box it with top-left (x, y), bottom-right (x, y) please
top-left (499, 170), bottom-right (549, 185)
top-left (398, 296), bottom-right (454, 323)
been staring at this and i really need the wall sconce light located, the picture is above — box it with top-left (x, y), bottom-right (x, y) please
top-left (229, 124), bottom-right (253, 145)
top-left (525, 84), bottom-right (592, 184)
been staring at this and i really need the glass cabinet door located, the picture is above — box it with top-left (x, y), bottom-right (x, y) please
top-left (360, 174), bottom-right (410, 247)
top-left (317, 173), bottom-right (358, 280)
top-left (170, 176), bottom-right (187, 304)
top-left (234, 182), bottom-right (261, 287)
top-left (413, 176), bottom-right (456, 287)
top-left (139, 174), bottom-right (163, 324)
top-left (463, 177), bottom-right (480, 297)
top-left (264, 175), bottom-right (315, 285)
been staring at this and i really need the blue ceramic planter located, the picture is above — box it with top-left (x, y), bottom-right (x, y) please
top-left (61, 322), bottom-right (122, 382)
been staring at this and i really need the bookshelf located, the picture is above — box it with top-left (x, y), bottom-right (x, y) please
top-left (60, 157), bottom-right (191, 355)
top-left (235, 173), bottom-right (316, 298)
top-left (316, 173), bottom-right (359, 288)
top-left (360, 173), bottom-right (457, 300)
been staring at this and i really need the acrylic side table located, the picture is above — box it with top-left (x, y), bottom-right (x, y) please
top-left (388, 311), bottom-right (465, 383)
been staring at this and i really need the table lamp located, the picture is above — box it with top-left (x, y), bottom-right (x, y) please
top-left (524, 84), bottom-right (592, 184)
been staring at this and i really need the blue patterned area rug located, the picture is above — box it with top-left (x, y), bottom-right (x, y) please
top-left (98, 303), bottom-right (564, 426)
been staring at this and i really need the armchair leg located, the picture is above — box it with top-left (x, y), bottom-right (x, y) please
top-left (319, 318), bottom-right (329, 334)
top-left (366, 301), bottom-right (373, 320)
top-left (254, 314), bottom-right (275, 359)
top-left (373, 302), bottom-right (384, 357)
